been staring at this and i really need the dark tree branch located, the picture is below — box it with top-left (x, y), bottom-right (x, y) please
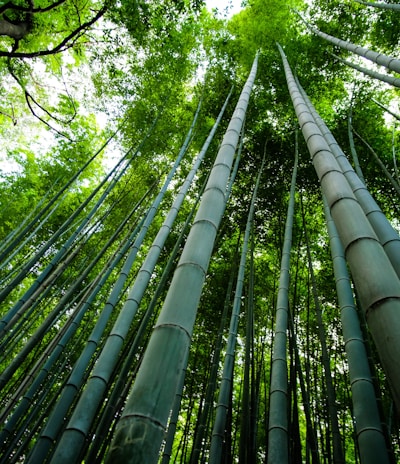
top-left (25, 92), bottom-right (74, 140)
top-left (0, 0), bottom-right (68, 15)
top-left (0, 107), bottom-right (17, 125)
top-left (7, 59), bottom-right (75, 140)
top-left (0, 4), bottom-right (107, 58)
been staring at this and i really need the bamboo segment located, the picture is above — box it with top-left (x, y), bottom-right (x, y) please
top-left (331, 53), bottom-right (400, 89)
top-left (105, 53), bottom-right (259, 464)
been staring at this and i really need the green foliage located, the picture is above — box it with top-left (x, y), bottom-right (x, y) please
top-left (1, 0), bottom-right (400, 462)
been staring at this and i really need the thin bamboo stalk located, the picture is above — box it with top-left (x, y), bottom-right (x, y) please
top-left (348, 107), bottom-right (366, 184)
top-left (296, 12), bottom-right (400, 74)
top-left (353, 0), bottom-right (400, 11)
top-left (331, 53), bottom-right (400, 89)
top-left (371, 98), bottom-right (400, 121)
top-left (353, 129), bottom-right (400, 196)
top-left (392, 125), bottom-right (400, 186)
top-left (209, 158), bottom-right (264, 464)
top-left (190, 254), bottom-right (238, 464)
top-left (301, 197), bottom-right (345, 464)
top-left (267, 136), bottom-right (298, 464)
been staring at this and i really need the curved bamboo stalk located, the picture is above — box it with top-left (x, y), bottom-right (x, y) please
top-left (348, 106), bottom-right (366, 184)
top-left (296, 12), bottom-right (400, 74)
top-left (392, 125), bottom-right (400, 186)
top-left (323, 195), bottom-right (390, 464)
top-left (279, 42), bottom-right (400, 417)
top-left (267, 135), bottom-right (298, 464)
top-left (371, 98), bottom-right (400, 121)
top-left (102, 53), bottom-right (258, 464)
top-left (353, 129), bottom-right (400, 196)
top-left (353, 0), bottom-right (400, 11)
top-left (331, 53), bottom-right (400, 88)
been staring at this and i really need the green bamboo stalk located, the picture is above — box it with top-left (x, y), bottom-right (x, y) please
top-left (353, 129), bottom-right (400, 196)
top-left (87, 177), bottom-right (211, 463)
top-left (295, 76), bottom-right (400, 280)
top-left (323, 195), bottom-right (390, 464)
top-left (0, 112), bottom-right (155, 309)
top-left (279, 43), bottom-right (400, 417)
top-left (288, 311), bottom-right (320, 463)
top-left (239, 229), bottom-right (255, 464)
top-left (23, 210), bottom-right (147, 463)
top-left (0, 123), bottom-right (123, 263)
top-left (65, 91), bottom-right (232, 463)
top-left (331, 53), bottom-right (400, 89)
top-left (267, 135), bottom-right (298, 464)
top-left (103, 53), bottom-right (258, 464)
top-left (209, 147), bottom-right (265, 464)
top-left (392, 125), bottom-right (400, 186)
top-left (353, 0), bottom-right (400, 11)
top-left (0, 152), bottom-right (132, 326)
top-left (348, 106), bottom-right (366, 184)
top-left (0, 185), bottom-right (154, 454)
top-left (160, 349), bottom-right (190, 464)
top-left (371, 98), bottom-right (400, 122)
top-left (296, 11), bottom-right (400, 74)
top-left (189, 252), bottom-right (238, 464)
top-left (45, 95), bottom-right (205, 463)
top-left (301, 196), bottom-right (345, 464)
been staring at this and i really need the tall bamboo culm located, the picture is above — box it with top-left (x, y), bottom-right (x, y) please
top-left (267, 133), bottom-right (298, 464)
top-left (279, 43), bottom-right (400, 417)
top-left (104, 53), bottom-right (259, 464)
top-left (323, 195), bottom-right (390, 464)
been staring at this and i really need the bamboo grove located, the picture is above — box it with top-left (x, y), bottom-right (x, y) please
top-left (1, 0), bottom-right (400, 462)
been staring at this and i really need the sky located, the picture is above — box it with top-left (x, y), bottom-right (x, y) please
top-left (205, 0), bottom-right (243, 17)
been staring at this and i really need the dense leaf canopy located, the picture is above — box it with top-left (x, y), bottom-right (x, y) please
top-left (1, 0), bottom-right (400, 462)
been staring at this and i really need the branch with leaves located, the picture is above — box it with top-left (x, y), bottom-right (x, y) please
top-left (0, 1), bottom-right (108, 57)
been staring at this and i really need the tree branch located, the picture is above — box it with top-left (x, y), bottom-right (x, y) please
top-left (7, 58), bottom-right (75, 140)
top-left (0, 4), bottom-right (107, 58)
top-left (0, 0), bottom-right (68, 15)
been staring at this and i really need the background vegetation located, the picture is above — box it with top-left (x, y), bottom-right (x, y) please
top-left (0, 0), bottom-right (399, 462)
